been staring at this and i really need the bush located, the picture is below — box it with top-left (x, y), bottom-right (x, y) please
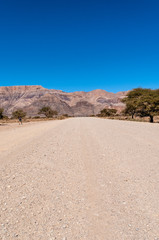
top-left (3, 115), bottom-right (9, 120)
top-left (100, 108), bottom-right (117, 117)
top-left (0, 108), bottom-right (4, 119)
top-left (12, 109), bottom-right (26, 119)
top-left (63, 114), bottom-right (69, 117)
top-left (38, 106), bottom-right (58, 118)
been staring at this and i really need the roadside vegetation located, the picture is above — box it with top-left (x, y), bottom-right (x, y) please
top-left (1, 88), bottom-right (159, 124)
top-left (99, 108), bottom-right (117, 117)
top-left (99, 88), bottom-right (159, 123)
top-left (122, 88), bottom-right (159, 123)
top-left (0, 108), bottom-right (4, 119)
top-left (0, 106), bottom-right (69, 125)
top-left (12, 109), bottom-right (26, 119)
top-left (38, 106), bottom-right (58, 118)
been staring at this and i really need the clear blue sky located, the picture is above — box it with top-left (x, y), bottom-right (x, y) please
top-left (0, 0), bottom-right (159, 92)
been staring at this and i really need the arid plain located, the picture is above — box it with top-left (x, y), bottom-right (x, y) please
top-left (0, 118), bottom-right (159, 240)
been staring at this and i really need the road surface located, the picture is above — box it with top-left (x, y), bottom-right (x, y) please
top-left (0, 118), bottom-right (159, 240)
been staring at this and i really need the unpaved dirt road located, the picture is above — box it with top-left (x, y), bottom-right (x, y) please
top-left (0, 118), bottom-right (159, 240)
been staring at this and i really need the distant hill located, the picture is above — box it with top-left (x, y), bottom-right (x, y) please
top-left (0, 85), bottom-right (127, 116)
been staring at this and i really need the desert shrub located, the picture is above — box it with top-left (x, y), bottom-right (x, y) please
top-left (38, 106), bottom-right (58, 118)
top-left (100, 108), bottom-right (117, 117)
top-left (0, 108), bottom-right (4, 119)
top-left (63, 114), bottom-right (69, 117)
top-left (3, 115), bottom-right (9, 120)
top-left (57, 115), bottom-right (66, 120)
top-left (12, 109), bottom-right (26, 119)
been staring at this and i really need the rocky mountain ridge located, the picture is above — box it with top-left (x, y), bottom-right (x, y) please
top-left (0, 85), bottom-right (127, 116)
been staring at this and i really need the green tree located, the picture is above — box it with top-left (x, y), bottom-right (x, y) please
top-left (12, 109), bottom-right (26, 119)
top-left (100, 108), bottom-right (117, 117)
top-left (38, 106), bottom-right (58, 118)
top-left (121, 88), bottom-right (144, 119)
top-left (122, 88), bottom-right (159, 122)
top-left (0, 108), bottom-right (4, 119)
top-left (136, 89), bottom-right (159, 123)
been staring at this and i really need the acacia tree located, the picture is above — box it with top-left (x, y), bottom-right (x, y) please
top-left (12, 109), bottom-right (26, 119)
top-left (122, 88), bottom-right (159, 122)
top-left (122, 88), bottom-right (145, 119)
top-left (38, 106), bottom-right (58, 118)
top-left (0, 108), bottom-right (4, 119)
top-left (136, 89), bottom-right (159, 122)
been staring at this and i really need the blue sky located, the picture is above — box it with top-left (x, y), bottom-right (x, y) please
top-left (0, 0), bottom-right (159, 92)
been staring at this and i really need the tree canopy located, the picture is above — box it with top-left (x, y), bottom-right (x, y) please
top-left (122, 88), bottom-right (159, 122)
top-left (38, 106), bottom-right (58, 118)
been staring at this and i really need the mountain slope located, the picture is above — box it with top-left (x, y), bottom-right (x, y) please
top-left (0, 85), bottom-right (127, 116)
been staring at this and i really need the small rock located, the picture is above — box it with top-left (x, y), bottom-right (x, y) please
top-left (21, 196), bottom-right (26, 200)
top-left (62, 224), bottom-right (67, 228)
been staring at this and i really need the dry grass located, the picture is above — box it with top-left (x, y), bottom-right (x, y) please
top-left (99, 115), bottom-right (159, 123)
top-left (0, 116), bottom-right (69, 125)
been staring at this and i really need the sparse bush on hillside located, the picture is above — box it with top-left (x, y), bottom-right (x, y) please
top-left (99, 108), bottom-right (117, 117)
top-left (57, 115), bottom-right (67, 120)
top-left (63, 114), bottom-right (69, 117)
top-left (12, 109), bottom-right (26, 119)
top-left (38, 106), bottom-right (58, 118)
top-left (0, 108), bottom-right (4, 119)
top-left (2, 115), bottom-right (9, 120)
top-left (122, 88), bottom-right (159, 122)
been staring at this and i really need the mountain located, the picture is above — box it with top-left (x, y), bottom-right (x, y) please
top-left (0, 85), bottom-right (127, 117)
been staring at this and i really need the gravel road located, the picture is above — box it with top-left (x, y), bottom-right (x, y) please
top-left (0, 118), bottom-right (159, 240)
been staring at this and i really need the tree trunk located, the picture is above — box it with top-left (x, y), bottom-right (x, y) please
top-left (132, 114), bottom-right (134, 119)
top-left (150, 115), bottom-right (153, 123)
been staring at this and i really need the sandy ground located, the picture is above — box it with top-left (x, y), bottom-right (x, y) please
top-left (0, 118), bottom-right (159, 240)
